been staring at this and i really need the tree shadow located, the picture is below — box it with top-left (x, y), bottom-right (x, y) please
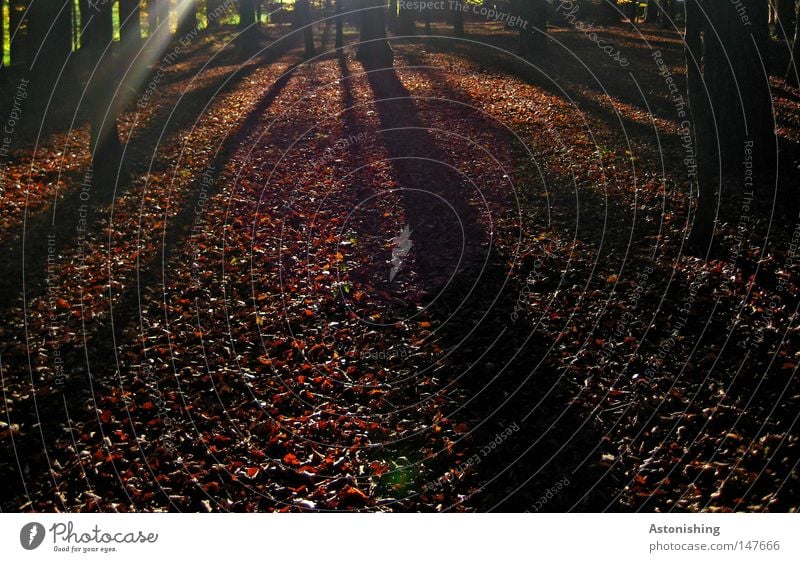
top-left (360, 59), bottom-right (623, 511)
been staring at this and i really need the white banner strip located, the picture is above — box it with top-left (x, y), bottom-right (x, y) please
top-left (1, 514), bottom-right (798, 561)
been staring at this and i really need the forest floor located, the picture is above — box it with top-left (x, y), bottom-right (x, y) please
top-left (1, 20), bottom-right (800, 512)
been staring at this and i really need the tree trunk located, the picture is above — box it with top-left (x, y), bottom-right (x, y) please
top-left (177, 0), bottom-right (199, 35)
top-left (453, 3), bottom-right (464, 37)
top-left (207, 0), bottom-right (223, 28)
top-left (85, 0), bottom-right (128, 189)
top-left (119, 0), bottom-right (142, 47)
top-left (356, 0), bottom-right (393, 68)
top-left (398, 3), bottom-right (415, 35)
top-left (159, 0), bottom-right (170, 33)
top-left (685, 0), bottom-right (776, 255)
top-left (296, 0), bottom-right (316, 57)
top-left (788, 0), bottom-right (800, 86)
top-left (147, 0), bottom-right (159, 37)
top-left (645, 0), bottom-right (659, 23)
top-left (335, 0), bottom-right (344, 49)
top-left (388, 0), bottom-right (398, 32)
top-left (776, 0), bottom-right (796, 42)
top-left (28, 0), bottom-right (72, 101)
top-left (9, 0), bottom-right (28, 65)
top-left (685, 0), bottom-right (717, 254)
top-left (425, 7), bottom-right (432, 34)
top-left (240, 0), bottom-right (256, 28)
top-left (518, 0), bottom-right (547, 57)
top-left (238, 0), bottom-right (260, 44)
top-left (660, 0), bottom-right (672, 28)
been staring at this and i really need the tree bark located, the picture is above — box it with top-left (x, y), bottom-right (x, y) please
top-left (207, 0), bottom-right (224, 28)
top-left (119, 0), bottom-right (142, 46)
top-left (685, 0), bottom-right (776, 255)
top-left (296, 0), bottom-right (316, 58)
top-left (336, 0), bottom-right (344, 49)
top-left (645, 0), bottom-right (659, 23)
top-left (177, 0), bottom-right (199, 35)
top-left (788, 0), bottom-right (800, 86)
top-left (398, 2), bottom-right (416, 35)
top-left (517, 0), bottom-right (547, 57)
top-left (685, 0), bottom-right (717, 254)
top-left (776, 0), bottom-right (796, 42)
top-left (27, 0), bottom-right (72, 100)
top-left (388, 0), bottom-right (398, 32)
top-left (240, 0), bottom-right (256, 28)
top-left (453, 2), bottom-right (464, 37)
top-left (9, 0), bottom-right (27, 65)
top-left (85, 0), bottom-right (128, 189)
top-left (356, 0), bottom-right (393, 68)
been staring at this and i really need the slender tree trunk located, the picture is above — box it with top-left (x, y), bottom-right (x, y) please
top-left (356, 0), bottom-right (393, 68)
top-left (28, 0), bottom-right (72, 101)
top-left (685, 0), bottom-right (716, 254)
top-left (335, 0), bottom-right (344, 49)
top-left (453, 2), bottom-right (464, 37)
top-left (10, 0), bottom-right (27, 64)
top-left (398, 2), bottom-right (415, 35)
top-left (147, 0), bottom-right (159, 37)
top-left (388, 0), bottom-right (398, 32)
top-left (660, 0), bottom-right (672, 28)
top-left (207, 0), bottom-right (223, 28)
top-left (788, 0), bottom-right (800, 86)
top-left (177, 0), bottom-right (199, 35)
top-left (296, 0), bottom-right (316, 57)
top-left (645, 0), bottom-right (659, 23)
top-left (159, 0), bottom-right (170, 33)
top-left (518, 0), bottom-right (547, 57)
top-left (119, 0), bottom-right (142, 46)
top-left (85, 0), bottom-right (128, 188)
top-left (240, 0), bottom-right (256, 27)
top-left (425, 8), bottom-right (432, 34)
top-left (238, 0), bottom-right (260, 44)
top-left (776, 0), bottom-right (796, 42)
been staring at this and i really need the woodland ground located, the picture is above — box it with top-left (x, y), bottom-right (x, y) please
top-left (1, 19), bottom-right (799, 512)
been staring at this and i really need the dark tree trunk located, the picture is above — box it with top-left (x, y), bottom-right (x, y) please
top-left (645, 0), bottom-right (659, 23)
top-left (240, 0), bottom-right (256, 28)
top-left (425, 8), bottom-right (432, 34)
top-left (335, 0), bottom-right (344, 49)
top-left (119, 0), bottom-right (142, 46)
top-left (10, 0), bottom-right (28, 65)
top-left (776, 0), bottom-right (796, 42)
top-left (238, 0), bottom-right (260, 44)
top-left (788, 0), bottom-right (800, 86)
top-left (85, 0), bottom-right (128, 189)
top-left (356, 0), bottom-right (393, 68)
top-left (604, 0), bottom-right (620, 24)
top-left (295, 0), bottom-right (316, 57)
top-left (207, 0), bottom-right (224, 28)
top-left (518, 0), bottom-right (547, 57)
top-left (660, 0), bottom-right (672, 28)
top-left (685, 0), bottom-right (717, 255)
top-left (159, 0), bottom-right (170, 30)
top-left (177, 0), bottom-right (199, 35)
top-left (453, 3), bottom-right (464, 37)
top-left (147, 0), bottom-right (159, 37)
top-left (388, 0), bottom-right (398, 32)
top-left (685, 0), bottom-right (776, 255)
top-left (398, 3), bottom-right (416, 35)
top-left (28, 0), bottom-right (72, 102)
